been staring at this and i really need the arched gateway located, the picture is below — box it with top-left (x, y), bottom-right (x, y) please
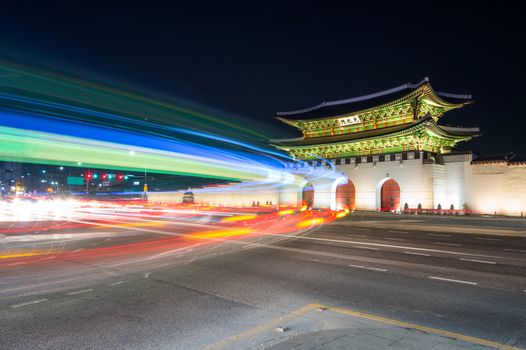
top-left (380, 179), bottom-right (400, 212)
top-left (335, 178), bottom-right (355, 210)
top-left (301, 182), bottom-right (314, 208)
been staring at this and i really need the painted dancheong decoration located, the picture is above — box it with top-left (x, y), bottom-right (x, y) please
top-left (272, 77), bottom-right (479, 160)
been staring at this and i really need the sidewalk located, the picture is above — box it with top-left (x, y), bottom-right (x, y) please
top-left (330, 212), bottom-right (526, 237)
top-left (205, 303), bottom-right (521, 350)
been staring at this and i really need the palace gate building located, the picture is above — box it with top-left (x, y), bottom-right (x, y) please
top-left (271, 78), bottom-right (526, 215)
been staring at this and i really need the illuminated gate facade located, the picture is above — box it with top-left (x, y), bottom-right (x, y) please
top-left (381, 179), bottom-right (400, 211)
top-left (273, 78), bottom-right (480, 210)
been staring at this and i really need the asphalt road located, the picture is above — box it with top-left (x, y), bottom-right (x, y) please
top-left (1, 211), bottom-right (525, 349)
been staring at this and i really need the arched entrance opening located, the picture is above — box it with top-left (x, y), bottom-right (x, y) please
top-left (302, 182), bottom-right (314, 208)
top-left (380, 179), bottom-right (400, 212)
top-left (335, 178), bottom-right (356, 211)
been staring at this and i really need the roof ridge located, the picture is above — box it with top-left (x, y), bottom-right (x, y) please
top-left (277, 77), bottom-right (430, 116)
top-left (436, 91), bottom-right (472, 100)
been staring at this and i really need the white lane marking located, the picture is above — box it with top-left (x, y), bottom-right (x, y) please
top-left (459, 258), bottom-right (496, 264)
top-left (144, 272), bottom-right (152, 278)
top-left (184, 258), bottom-right (194, 265)
top-left (10, 298), bottom-right (48, 308)
top-left (66, 288), bottom-right (93, 296)
top-left (310, 258), bottom-right (320, 262)
top-left (434, 242), bottom-right (461, 247)
top-left (348, 264), bottom-right (388, 272)
top-left (7, 262), bottom-right (26, 266)
top-left (475, 237), bottom-right (502, 241)
top-left (428, 276), bottom-right (477, 285)
top-left (354, 246), bottom-right (379, 251)
top-left (404, 251), bottom-right (431, 257)
top-left (109, 281), bottom-right (127, 286)
top-left (90, 242), bottom-right (99, 246)
top-left (503, 249), bottom-right (526, 253)
top-left (427, 234), bottom-right (451, 237)
top-left (199, 252), bottom-right (217, 259)
top-left (39, 256), bottom-right (57, 260)
top-left (385, 237), bottom-right (406, 241)
top-left (271, 233), bottom-right (511, 260)
top-left (388, 230), bottom-right (409, 234)
top-left (38, 255), bottom-right (57, 260)
top-left (73, 248), bottom-right (84, 253)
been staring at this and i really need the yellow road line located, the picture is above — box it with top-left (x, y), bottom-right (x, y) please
top-left (0, 251), bottom-right (47, 259)
top-left (328, 305), bottom-right (523, 350)
top-left (203, 303), bottom-right (523, 350)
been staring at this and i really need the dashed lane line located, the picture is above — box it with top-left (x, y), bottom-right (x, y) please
top-left (459, 258), bottom-right (496, 264)
top-left (39, 255), bottom-right (57, 260)
top-left (353, 246), bottom-right (379, 251)
top-left (109, 281), bottom-right (128, 286)
top-left (434, 242), bottom-right (461, 247)
top-left (348, 264), bottom-right (388, 272)
top-left (10, 298), bottom-right (48, 308)
top-left (504, 249), bottom-right (526, 253)
top-left (73, 248), bottom-right (84, 253)
top-left (404, 251), bottom-right (431, 257)
top-left (66, 288), bottom-right (93, 296)
top-left (428, 276), bottom-right (477, 285)
top-left (252, 233), bottom-right (520, 261)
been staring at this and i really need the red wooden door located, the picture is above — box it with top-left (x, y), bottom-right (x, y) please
top-left (381, 179), bottom-right (400, 211)
top-left (336, 179), bottom-right (355, 210)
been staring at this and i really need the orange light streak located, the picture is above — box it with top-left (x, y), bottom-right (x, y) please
top-left (220, 215), bottom-right (257, 223)
top-left (189, 228), bottom-right (252, 240)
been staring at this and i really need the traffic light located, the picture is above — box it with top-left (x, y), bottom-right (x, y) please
top-left (117, 174), bottom-right (124, 181)
top-left (85, 172), bottom-right (92, 180)
top-left (93, 173), bottom-right (98, 179)
top-left (101, 173), bottom-right (107, 180)
top-left (124, 175), bottom-right (129, 180)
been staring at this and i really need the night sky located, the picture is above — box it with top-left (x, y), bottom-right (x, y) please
top-left (1, 1), bottom-right (524, 155)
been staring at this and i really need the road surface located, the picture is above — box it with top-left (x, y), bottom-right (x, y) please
top-left (1, 208), bottom-right (525, 349)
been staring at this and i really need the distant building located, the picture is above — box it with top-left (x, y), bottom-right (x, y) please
top-left (272, 78), bottom-right (526, 215)
top-left (182, 189), bottom-right (195, 204)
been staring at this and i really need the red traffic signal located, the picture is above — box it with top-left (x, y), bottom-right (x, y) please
top-left (117, 174), bottom-right (124, 181)
top-left (85, 172), bottom-right (93, 179)
top-left (101, 173), bottom-right (107, 180)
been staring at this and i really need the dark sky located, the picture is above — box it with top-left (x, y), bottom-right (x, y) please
top-left (1, 1), bottom-right (524, 155)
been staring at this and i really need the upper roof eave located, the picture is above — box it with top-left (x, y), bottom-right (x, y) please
top-left (275, 78), bottom-right (472, 123)
top-left (272, 115), bottom-right (479, 149)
